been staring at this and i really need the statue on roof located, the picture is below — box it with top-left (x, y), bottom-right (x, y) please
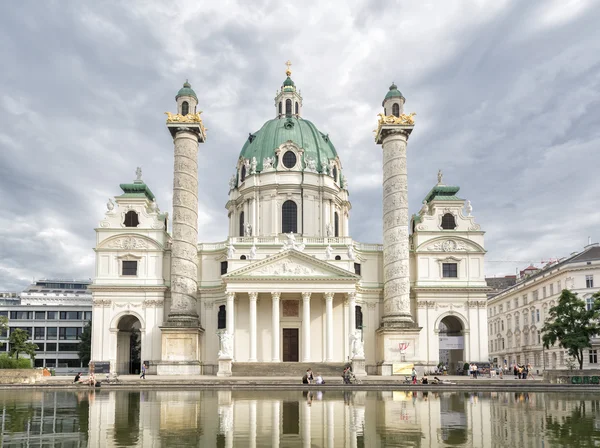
top-left (136, 167), bottom-right (142, 181)
top-left (419, 200), bottom-right (428, 216)
top-left (437, 169), bottom-right (443, 185)
top-left (466, 200), bottom-right (473, 217)
top-left (106, 198), bottom-right (115, 213)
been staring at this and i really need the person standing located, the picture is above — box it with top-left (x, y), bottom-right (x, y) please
top-left (140, 363), bottom-right (147, 380)
top-left (411, 367), bottom-right (417, 384)
top-left (473, 364), bottom-right (478, 379)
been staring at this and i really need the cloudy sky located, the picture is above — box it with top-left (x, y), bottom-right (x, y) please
top-left (1, 0), bottom-right (599, 290)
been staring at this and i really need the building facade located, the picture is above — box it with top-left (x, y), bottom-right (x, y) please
top-left (0, 279), bottom-right (92, 373)
top-left (90, 68), bottom-right (489, 375)
top-left (488, 244), bottom-right (600, 372)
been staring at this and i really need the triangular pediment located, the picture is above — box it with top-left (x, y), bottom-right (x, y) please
top-left (223, 249), bottom-right (359, 281)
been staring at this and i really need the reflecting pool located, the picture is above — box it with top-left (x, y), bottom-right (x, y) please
top-left (1, 389), bottom-right (600, 447)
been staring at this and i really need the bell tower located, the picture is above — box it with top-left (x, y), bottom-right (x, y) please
top-left (274, 61), bottom-right (303, 118)
top-left (158, 81), bottom-right (207, 375)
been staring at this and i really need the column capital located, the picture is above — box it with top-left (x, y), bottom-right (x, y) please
top-left (226, 291), bottom-right (235, 301)
top-left (271, 291), bottom-right (281, 300)
top-left (346, 292), bottom-right (356, 301)
top-left (324, 292), bottom-right (334, 301)
top-left (249, 292), bottom-right (258, 301)
top-left (301, 292), bottom-right (311, 301)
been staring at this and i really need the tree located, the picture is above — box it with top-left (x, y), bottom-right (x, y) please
top-left (541, 290), bottom-right (600, 369)
top-left (9, 328), bottom-right (37, 360)
top-left (78, 321), bottom-right (92, 366)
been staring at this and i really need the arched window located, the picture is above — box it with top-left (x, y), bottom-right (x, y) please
top-left (335, 255), bottom-right (341, 260)
top-left (285, 99), bottom-right (292, 116)
top-left (392, 103), bottom-right (400, 117)
top-left (239, 212), bottom-right (245, 237)
top-left (334, 212), bottom-right (339, 237)
top-left (332, 166), bottom-right (338, 182)
top-left (240, 255), bottom-right (247, 260)
top-left (295, 102), bottom-right (299, 115)
top-left (182, 101), bottom-right (189, 116)
top-left (278, 101), bottom-right (282, 116)
top-left (441, 213), bottom-right (456, 230)
top-left (124, 210), bottom-right (139, 227)
top-left (282, 200), bottom-right (297, 233)
top-left (355, 305), bottom-right (363, 329)
top-left (218, 305), bottom-right (226, 329)
top-left (240, 165), bottom-right (246, 183)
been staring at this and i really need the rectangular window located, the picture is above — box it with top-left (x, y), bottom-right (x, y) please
top-left (524, 314), bottom-right (528, 325)
top-left (499, 305), bottom-right (503, 313)
top-left (537, 331), bottom-right (541, 344)
top-left (354, 263), bottom-right (361, 275)
top-left (531, 310), bottom-right (535, 323)
top-left (34, 359), bottom-right (44, 368)
top-left (550, 284), bottom-right (554, 296)
top-left (442, 263), bottom-right (458, 278)
top-left (586, 275), bottom-right (594, 288)
top-left (501, 320), bottom-right (504, 331)
top-left (9, 311), bottom-right (33, 320)
top-left (46, 343), bottom-right (57, 351)
top-left (533, 290), bottom-right (539, 301)
top-left (523, 294), bottom-right (528, 306)
top-left (10, 327), bottom-right (32, 338)
top-left (60, 312), bottom-right (82, 320)
top-left (35, 311), bottom-right (45, 320)
top-left (560, 351), bottom-right (564, 366)
top-left (515, 315), bottom-right (520, 326)
top-left (34, 327), bottom-right (45, 340)
top-left (0, 311), bottom-right (7, 317)
top-left (35, 343), bottom-right (44, 351)
top-left (47, 311), bottom-right (57, 320)
top-left (536, 309), bottom-right (540, 323)
top-left (58, 343), bottom-right (79, 352)
top-left (57, 358), bottom-right (82, 368)
top-left (47, 327), bottom-right (58, 340)
top-left (543, 287), bottom-right (546, 298)
top-left (45, 359), bottom-right (57, 368)
top-left (507, 319), bottom-right (512, 330)
top-left (589, 350), bottom-right (598, 364)
top-left (515, 298), bottom-right (519, 308)
top-left (59, 327), bottom-right (82, 340)
top-left (122, 260), bottom-right (138, 276)
top-left (84, 311), bottom-right (92, 321)
top-left (507, 302), bottom-right (511, 311)
top-left (220, 261), bottom-right (228, 275)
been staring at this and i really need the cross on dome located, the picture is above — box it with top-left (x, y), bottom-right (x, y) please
top-left (285, 60), bottom-right (292, 77)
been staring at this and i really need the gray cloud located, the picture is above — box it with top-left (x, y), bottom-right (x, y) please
top-left (1, 0), bottom-right (599, 289)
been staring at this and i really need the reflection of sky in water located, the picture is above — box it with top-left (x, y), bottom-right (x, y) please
top-left (1, 390), bottom-right (600, 447)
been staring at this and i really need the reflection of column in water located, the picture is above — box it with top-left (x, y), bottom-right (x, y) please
top-left (272, 400), bottom-right (281, 448)
top-left (303, 399), bottom-right (311, 448)
top-left (218, 403), bottom-right (234, 448)
top-left (249, 400), bottom-right (257, 448)
top-left (327, 400), bottom-right (335, 448)
top-left (351, 406), bottom-right (365, 434)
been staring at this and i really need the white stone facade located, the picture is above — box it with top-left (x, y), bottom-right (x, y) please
top-left (488, 243), bottom-right (600, 372)
top-left (90, 76), bottom-right (490, 375)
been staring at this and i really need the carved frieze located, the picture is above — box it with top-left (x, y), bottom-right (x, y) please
top-left (251, 260), bottom-right (323, 276)
top-left (143, 299), bottom-right (164, 308)
top-left (107, 237), bottom-right (149, 250)
top-left (427, 239), bottom-right (468, 252)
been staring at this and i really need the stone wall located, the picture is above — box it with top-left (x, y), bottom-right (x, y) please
top-left (544, 369), bottom-right (600, 384)
top-left (0, 369), bottom-right (42, 384)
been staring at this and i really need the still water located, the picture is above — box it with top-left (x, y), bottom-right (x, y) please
top-left (1, 389), bottom-right (600, 447)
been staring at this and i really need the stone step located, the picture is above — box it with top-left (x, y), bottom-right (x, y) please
top-left (231, 362), bottom-right (347, 377)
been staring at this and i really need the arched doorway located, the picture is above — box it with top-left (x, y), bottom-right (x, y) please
top-left (116, 315), bottom-right (141, 375)
top-left (438, 316), bottom-right (465, 375)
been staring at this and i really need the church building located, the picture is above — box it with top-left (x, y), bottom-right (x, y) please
top-left (90, 65), bottom-right (489, 376)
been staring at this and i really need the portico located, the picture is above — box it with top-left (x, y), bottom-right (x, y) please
top-left (220, 250), bottom-right (359, 364)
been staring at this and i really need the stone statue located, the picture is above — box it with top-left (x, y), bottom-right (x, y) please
top-left (305, 156), bottom-right (317, 173)
top-left (326, 223), bottom-right (333, 237)
top-left (244, 158), bottom-right (251, 172)
top-left (350, 331), bottom-right (365, 358)
top-left (249, 244), bottom-right (257, 260)
top-left (328, 160), bottom-right (336, 177)
top-left (106, 198), bottom-right (115, 212)
top-left (321, 158), bottom-right (329, 175)
top-left (281, 232), bottom-right (305, 252)
top-left (244, 223), bottom-right (252, 237)
top-left (226, 244), bottom-right (236, 259)
top-left (136, 167), bottom-right (142, 181)
top-left (437, 169), bottom-right (443, 185)
top-left (229, 175), bottom-right (237, 190)
top-left (250, 157), bottom-right (257, 174)
top-left (419, 200), bottom-right (428, 216)
top-left (347, 244), bottom-right (356, 261)
top-left (149, 198), bottom-right (158, 213)
top-left (218, 332), bottom-right (233, 358)
top-left (342, 175), bottom-right (348, 190)
top-left (263, 156), bottom-right (274, 170)
top-left (466, 200), bottom-right (473, 216)
top-left (325, 244), bottom-right (333, 260)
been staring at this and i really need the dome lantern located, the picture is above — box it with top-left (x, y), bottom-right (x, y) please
top-left (175, 80), bottom-right (198, 116)
top-left (382, 82), bottom-right (405, 117)
top-left (275, 60), bottom-right (303, 118)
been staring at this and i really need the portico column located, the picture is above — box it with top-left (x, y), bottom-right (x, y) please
top-left (325, 292), bottom-right (334, 361)
top-left (226, 292), bottom-right (235, 359)
top-left (302, 292), bottom-right (311, 362)
top-left (348, 292), bottom-right (356, 334)
top-left (272, 292), bottom-right (281, 361)
top-left (249, 292), bottom-right (258, 362)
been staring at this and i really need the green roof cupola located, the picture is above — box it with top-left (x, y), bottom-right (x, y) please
top-left (275, 61), bottom-right (303, 118)
top-left (175, 80), bottom-right (198, 116)
top-left (382, 82), bottom-right (406, 117)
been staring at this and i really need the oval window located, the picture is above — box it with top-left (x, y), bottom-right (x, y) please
top-left (282, 151), bottom-right (297, 169)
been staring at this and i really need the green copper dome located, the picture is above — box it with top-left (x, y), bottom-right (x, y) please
top-left (283, 76), bottom-right (295, 88)
top-left (176, 81), bottom-right (198, 100)
top-left (382, 82), bottom-right (404, 106)
top-left (239, 117), bottom-right (338, 173)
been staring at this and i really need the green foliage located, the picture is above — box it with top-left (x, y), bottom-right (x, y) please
top-left (8, 329), bottom-right (37, 360)
top-left (0, 353), bottom-right (32, 369)
top-left (78, 321), bottom-right (92, 366)
top-left (541, 290), bottom-right (600, 370)
top-left (463, 362), bottom-right (470, 372)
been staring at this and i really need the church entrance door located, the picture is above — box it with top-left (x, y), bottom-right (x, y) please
top-left (282, 328), bottom-right (299, 362)
top-left (438, 316), bottom-right (465, 375)
top-left (116, 315), bottom-right (142, 375)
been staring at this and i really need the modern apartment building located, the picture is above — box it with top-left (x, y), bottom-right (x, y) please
top-left (0, 279), bottom-right (92, 374)
top-left (488, 243), bottom-right (600, 372)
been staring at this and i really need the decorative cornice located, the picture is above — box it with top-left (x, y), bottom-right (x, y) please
top-left (411, 286), bottom-right (491, 293)
top-left (89, 285), bottom-right (168, 292)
